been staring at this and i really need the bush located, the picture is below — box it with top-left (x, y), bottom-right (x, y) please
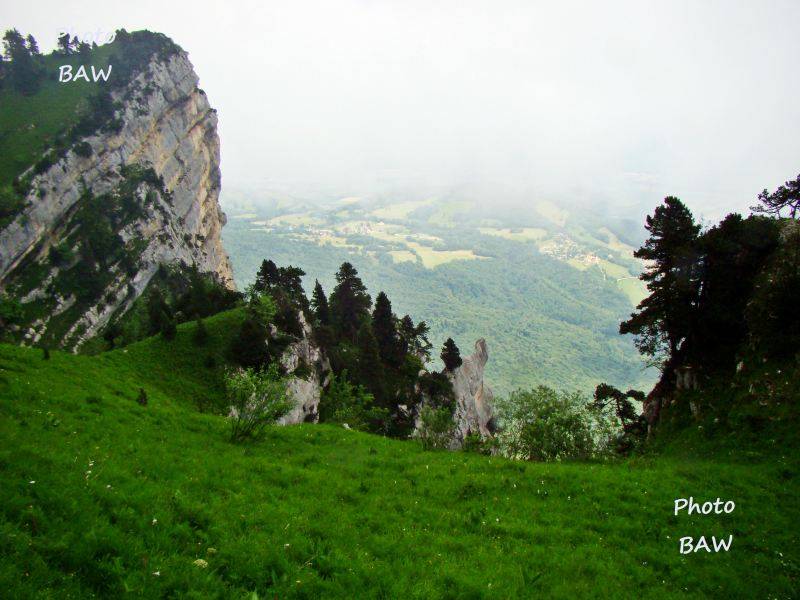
top-left (495, 386), bottom-right (619, 461)
top-left (226, 365), bottom-right (291, 442)
top-left (319, 371), bottom-right (387, 432)
top-left (416, 405), bottom-right (455, 451)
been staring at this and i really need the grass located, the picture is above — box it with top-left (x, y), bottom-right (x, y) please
top-left (0, 315), bottom-right (798, 597)
top-left (478, 227), bottom-right (548, 242)
top-left (0, 43), bottom-right (117, 188)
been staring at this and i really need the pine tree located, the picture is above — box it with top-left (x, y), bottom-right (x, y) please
top-left (329, 262), bottom-right (371, 342)
top-left (619, 196), bottom-right (700, 367)
top-left (752, 174), bottom-right (800, 220)
top-left (311, 280), bottom-right (330, 325)
top-left (230, 316), bottom-right (269, 369)
top-left (25, 34), bottom-right (39, 56)
top-left (2, 29), bottom-right (39, 95)
top-left (372, 291), bottom-right (400, 366)
top-left (440, 338), bottom-right (462, 371)
top-left (355, 322), bottom-right (384, 401)
top-left (57, 32), bottom-right (71, 55)
top-left (254, 259), bottom-right (279, 292)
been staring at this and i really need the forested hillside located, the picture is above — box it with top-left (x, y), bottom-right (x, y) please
top-left (221, 197), bottom-right (655, 397)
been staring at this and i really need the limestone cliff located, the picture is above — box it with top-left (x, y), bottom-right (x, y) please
top-left (277, 311), bottom-right (331, 425)
top-left (0, 43), bottom-right (233, 348)
top-left (448, 338), bottom-right (496, 444)
top-left (414, 338), bottom-right (496, 447)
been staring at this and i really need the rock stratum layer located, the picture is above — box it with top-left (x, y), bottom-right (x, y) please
top-left (448, 338), bottom-right (496, 444)
top-left (0, 47), bottom-right (233, 348)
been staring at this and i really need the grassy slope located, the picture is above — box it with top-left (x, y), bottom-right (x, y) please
top-left (0, 44), bottom-right (117, 187)
top-left (0, 313), bottom-right (798, 598)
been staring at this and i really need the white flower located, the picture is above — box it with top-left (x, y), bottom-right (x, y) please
top-left (193, 558), bottom-right (208, 569)
top-left (152, 518), bottom-right (158, 525)
top-left (28, 481), bottom-right (35, 484)
top-left (152, 571), bottom-right (160, 577)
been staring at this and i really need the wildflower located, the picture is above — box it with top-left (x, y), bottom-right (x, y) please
top-left (152, 571), bottom-right (160, 577)
top-left (193, 559), bottom-right (208, 569)
top-left (152, 518), bottom-right (158, 525)
top-left (29, 481), bottom-right (35, 484)
top-left (207, 547), bottom-right (217, 555)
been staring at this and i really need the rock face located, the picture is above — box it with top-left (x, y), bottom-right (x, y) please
top-left (277, 311), bottom-right (330, 425)
top-left (0, 47), bottom-right (233, 348)
top-left (448, 338), bottom-right (496, 445)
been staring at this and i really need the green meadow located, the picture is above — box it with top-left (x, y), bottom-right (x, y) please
top-left (1, 311), bottom-right (797, 598)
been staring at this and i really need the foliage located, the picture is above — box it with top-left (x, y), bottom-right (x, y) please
top-left (619, 196), bottom-right (700, 366)
top-left (226, 364), bottom-right (291, 442)
top-left (440, 337), bottom-right (462, 371)
top-left (318, 371), bottom-right (387, 432)
top-left (222, 215), bottom-right (655, 397)
top-left (495, 386), bottom-right (618, 461)
top-left (592, 383), bottom-right (646, 453)
top-left (329, 262), bottom-right (372, 342)
top-left (415, 405), bottom-right (455, 450)
top-left (0, 326), bottom-right (798, 597)
top-left (746, 219), bottom-right (800, 358)
top-left (752, 173), bottom-right (800, 219)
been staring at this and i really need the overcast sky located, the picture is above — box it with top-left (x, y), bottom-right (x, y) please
top-left (6, 0), bottom-right (800, 219)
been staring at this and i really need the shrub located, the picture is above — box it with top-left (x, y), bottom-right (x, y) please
top-left (495, 386), bottom-right (619, 461)
top-left (416, 405), bottom-right (455, 451)
top-left (319, 371), bottom-right (387, 432)
top-left (226, 365), bottom-right (291, 442)
top-left (73, 141), bottom-right (92, 158)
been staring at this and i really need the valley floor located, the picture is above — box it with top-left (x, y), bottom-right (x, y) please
top-left (0, 320), bottom-right (797, 598)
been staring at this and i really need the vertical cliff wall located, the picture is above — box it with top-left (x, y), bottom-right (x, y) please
top-left (0, 45), bottom-right (234, 348)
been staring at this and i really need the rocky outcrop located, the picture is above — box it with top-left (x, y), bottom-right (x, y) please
top-left (277, 311), bottom-right (331, 425)
top-left (448, 338), bottom-right (496, 444)
top-left (0, 46), bottom-right (233, 348)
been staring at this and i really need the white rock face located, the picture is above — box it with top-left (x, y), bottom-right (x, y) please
top-left (447, 338), bottom-right (496, 444)
top-left (0, 49), bottom-right (234, 347)
top-left (277, 311), bottom-right (330, 425)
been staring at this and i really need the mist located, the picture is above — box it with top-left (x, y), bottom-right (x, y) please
top-left (7, 0), bottom-right (800, 221)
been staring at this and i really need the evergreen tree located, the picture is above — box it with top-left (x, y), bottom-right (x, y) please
top-left (752, 174), bottom-right (800, 220)
top-left (691, 214), bottom-right (780, 369)
top-left (2, 29), bottom-right (39, 95)
top-left (619, 197), bottom-right (700, 368)
top-left (311, 279), bottom-right (330, 325)
top-left (440, 338), bottom-right (463, 371)
top-left (329, 262), bottom-right (371, 342)
top-left (230, 316), bottom-right (269, 369)
top-left (355, 322), bottom-right (384, 401)
top-left (57, 32), bottom-right (72, 55)
top-left (254, 259), bottom-right (279, 292)
top-left (25, 34), bottom-right (39, 56)
top-left (400, 315), bottom-right (432, 361)
top-left (372, 291), bottom-right (401, 366)
top-left (78, 40), bottom-right (91, 59)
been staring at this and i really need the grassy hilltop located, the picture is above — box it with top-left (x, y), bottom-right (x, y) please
top-left (1, 311), bottom-right (797, 598)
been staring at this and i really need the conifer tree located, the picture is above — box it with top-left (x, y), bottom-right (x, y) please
top-left (2, 29), bottom-right (39, 94)
top-left (355, 322), bottom-right (384, 400)
top-left (619, 196), bottom-right (700, 367)
top-left (57, 32), bottom-right (71, 55)
top-left (254, 259), bottom-right (279, 292)
top-left (752, 174), bottom-right (800, 220)
top-left (311, 280), bottom-right (330, 325)
top-left (372, 291), bottom-right (400, 366)
top-left (441, 337), bottom-right (463, 372)
top-left (330, 262), bottom-right (371, 342)
top-left (25, 34), bottom-right (39, 56)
